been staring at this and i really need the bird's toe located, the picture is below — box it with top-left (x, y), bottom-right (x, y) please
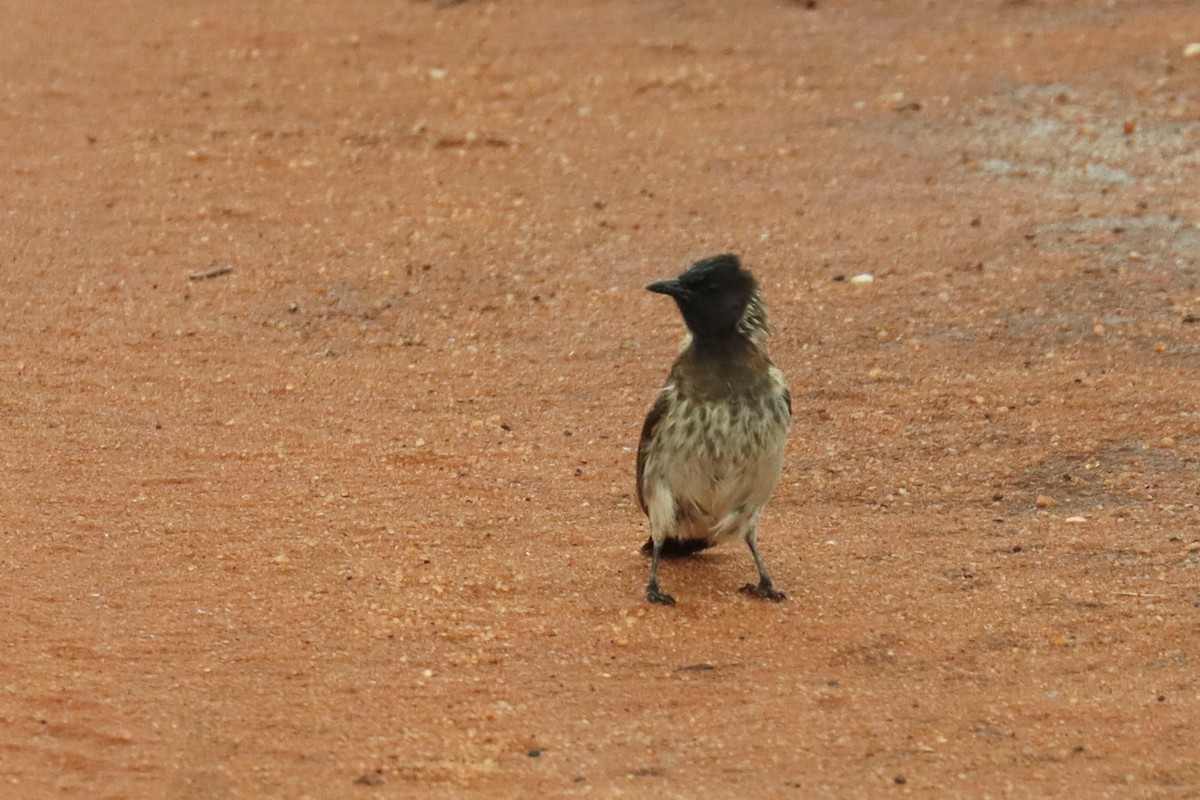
top-left (645, 583), bottom-right (677, 606)
top-left (740, 582), bottom-right (787, 602)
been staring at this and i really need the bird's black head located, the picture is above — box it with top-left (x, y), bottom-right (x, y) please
top-left (647, 254), bottom-right (761, 340)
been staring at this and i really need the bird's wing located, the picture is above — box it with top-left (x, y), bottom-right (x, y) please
top-left (636, 389), bottom-right (671, 514)
top-left (768, 364), bottom-right (792, 421)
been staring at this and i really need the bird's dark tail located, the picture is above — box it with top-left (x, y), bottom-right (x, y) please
top-left (641, 537), bottom-right (713, 559)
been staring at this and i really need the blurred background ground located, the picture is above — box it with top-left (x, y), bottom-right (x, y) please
top-left (2, 0), bottom-right (1199, 797)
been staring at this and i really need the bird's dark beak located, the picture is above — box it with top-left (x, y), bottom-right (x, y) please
top-left (646, 278), bottom-right (686, 298)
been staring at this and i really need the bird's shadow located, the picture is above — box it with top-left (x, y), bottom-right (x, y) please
top-left (648, 549), bottom-right (749, 588)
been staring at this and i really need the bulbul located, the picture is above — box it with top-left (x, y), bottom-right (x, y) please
top-left (636, 253), bottom-right (791, 606)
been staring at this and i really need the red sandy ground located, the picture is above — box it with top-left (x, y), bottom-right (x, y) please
top-left (3, 1), bottom-right (1200, 797)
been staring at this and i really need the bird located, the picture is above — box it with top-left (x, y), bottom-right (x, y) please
top-left (636, 253), bottom-right (791, 606)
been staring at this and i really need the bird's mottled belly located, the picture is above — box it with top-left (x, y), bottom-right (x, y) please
top-left (647, 391), bottom-right (789, 541)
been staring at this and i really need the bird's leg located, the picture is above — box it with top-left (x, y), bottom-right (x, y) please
top-left (739, 530), bottom-right (786, 602)
top-left (645, 539), bottom-right (676, 606)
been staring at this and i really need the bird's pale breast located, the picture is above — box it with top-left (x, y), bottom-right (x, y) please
top-left (644, 370), bottom-right (789, 543)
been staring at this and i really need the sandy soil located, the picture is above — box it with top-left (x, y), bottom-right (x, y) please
top-left (3, 0), bottom-right (1200, 797)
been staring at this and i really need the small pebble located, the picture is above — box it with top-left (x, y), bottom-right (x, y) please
top-left (528, 748), bottom-right (542, 758)
top-left (850, 273), bottom-right (875, 284)
top-left (353, 772), bottom-right (384, 786)
top-left (1065, 516), bottom-right (1087, 524)
top-left (1085, 163), bottom-right (1133, 186)
top-left (1036, 495), bottom-right (1056, 509)
top-left (1184, 42), bottom-right (1200, 58)
top-left (894, 774), bottom-right (907, 785)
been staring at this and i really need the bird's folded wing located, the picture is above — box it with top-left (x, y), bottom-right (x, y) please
top-left (636, 388), bottom-right (672, 514)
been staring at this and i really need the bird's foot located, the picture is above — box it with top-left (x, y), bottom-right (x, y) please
top-left (645, 582), bottom-right (677, 606)
top-left (740, 581), bottom-right (787, 602)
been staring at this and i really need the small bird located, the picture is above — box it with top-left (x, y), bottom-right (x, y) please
top-left (636, 253), bottom-right (791, 605)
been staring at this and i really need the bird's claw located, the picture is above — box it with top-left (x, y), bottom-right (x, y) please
top-left (645, 583), bottom-right (677, 606)
top-left (740, 582), bottom-right (787, 602)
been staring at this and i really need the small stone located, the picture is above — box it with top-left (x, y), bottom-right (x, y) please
top-left (528, 748), bottom-right (542, 758)
top-left (894, 774), bottom-right (907, 785)
top-left (354, 771), bottom-right (384, 786)
top-left (980, 158), bottom-right (1025, 177)
top-left (1036, 495), bottom-right (1056, 510)
top-left (1184, 43), bottom-right (1200, 58)
top-left (849, 273), bottom-right (875, 284)
top-left (1065, 516), bottom-right (1087, 524)
top-left (1153, 341), bottom-right (1168, 353)
top-left (428, 68), bottom-right (447, 80)
top-left (350, 767), bottom-right (384, 786)
top-left (1085, 163), bottom-right (1133, 186)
